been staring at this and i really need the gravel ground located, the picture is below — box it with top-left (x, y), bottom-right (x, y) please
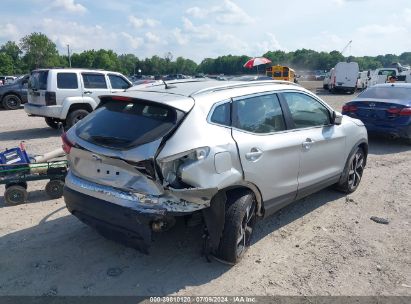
top-left (0, 81), bottom-right (410, 296)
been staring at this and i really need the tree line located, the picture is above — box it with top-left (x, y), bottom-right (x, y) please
top-left (1, 32), bottom-right (411, 76)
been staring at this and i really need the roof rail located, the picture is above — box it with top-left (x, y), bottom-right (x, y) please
top-left (189, 80), bottom-right (300, 97)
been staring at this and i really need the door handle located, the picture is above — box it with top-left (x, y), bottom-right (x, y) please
top-left (245, 147), bottom-right (263, 161)
top-left (302, 138), bottom-right (315, 150)
top-left (83, 91), bottom-right (92, 95)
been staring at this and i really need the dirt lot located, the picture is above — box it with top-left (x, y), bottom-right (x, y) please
top-left (0, 81), bottom-right (410, 296)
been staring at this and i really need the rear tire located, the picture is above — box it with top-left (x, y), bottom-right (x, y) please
top-left (4, 185), bottom-right (28, 205)
top-left (216, 190), bottom-right (257, 264)
top-left (336, 147), bottom-right (365, 193)
top-left (65, 109), bottom-right (90, 129)
top-left (45, 117), bottom-right (60, 129)
top-left (2, 95), bottom-right (21, 110)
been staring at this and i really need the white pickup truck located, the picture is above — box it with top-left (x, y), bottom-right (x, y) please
top-left (367, 66), bottom-right (411, 87)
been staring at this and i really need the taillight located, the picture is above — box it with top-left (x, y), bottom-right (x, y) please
top-left (385, 107), bottom-right (411, 116)
top-left (399, 107), bottom-right (411, 116)
top-left (342, 105), bottom-right (358, 112)
top-left (386, 108), bottom-right (401, 114)
top-left (45, 91), bottom-right (56, 105)
top-left (61, 132), bottom-right (73, 154)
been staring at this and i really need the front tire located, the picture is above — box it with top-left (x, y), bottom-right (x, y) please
top-left (336, 147), bottom-right (365, 193)
top-left (2, 95), bottom-right (21, 110)
top-left (217, 190), bottom-right (257, 264)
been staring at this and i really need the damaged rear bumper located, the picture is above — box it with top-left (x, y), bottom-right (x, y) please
top-left (63, 172), bottom-right (218, 252)
top-left (64, 186), bottom-right (158, 253)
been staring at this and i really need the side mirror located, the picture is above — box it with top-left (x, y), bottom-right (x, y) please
top-left (332, 111), bottom-right (343, 125)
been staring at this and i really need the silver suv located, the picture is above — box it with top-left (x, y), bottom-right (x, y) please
top-left (63, 80), bottom-right (368, 264)
top-left (24, 68), bottom-right (132, 129)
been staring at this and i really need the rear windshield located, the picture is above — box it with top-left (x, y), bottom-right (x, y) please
top-left (76, 100), bottom-right (184, 149)
top-left (29, 70), bottom-right (49, 90)
top-left (358, 87), bottom-right (411, 100)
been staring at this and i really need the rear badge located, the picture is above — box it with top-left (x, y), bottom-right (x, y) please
top-left (369, 103), bottom-right (376, 107)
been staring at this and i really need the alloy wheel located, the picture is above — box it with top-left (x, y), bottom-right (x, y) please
top-left (348, 151), bottom-right (364, 189)
top-left (236, 201), bottom-right (256, 258)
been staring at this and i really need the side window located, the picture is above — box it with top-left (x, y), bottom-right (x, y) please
top-left (57, 73), bottom-right (78, 89)
top-left (210, 102), bottom-right (231, 126)
top-left (233, 94), bottom-right (285, 134)
top-left (82, 73), bottom-right (107, 89)
top-left (109, 75), bottom-right (130, 90)
top-left (282, 92), bottom-right (331, 128)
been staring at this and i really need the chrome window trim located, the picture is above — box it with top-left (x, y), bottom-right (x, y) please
top-left (206, 89), bottom-right (336, 135)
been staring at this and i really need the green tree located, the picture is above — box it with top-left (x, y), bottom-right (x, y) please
top-left (93, 49), bottom-right (119, 70)
top-left (0, 41), bottom-right (23, 74)
top-left (399, 52), bottom-right (411, 66)
top-left (0, 41), bottom-right (21, 62)
top-left (20, 32), bottom-right (60, 70)
top-left (118, 54), bottom-right (140, 75)
top-left (0, 53), bottom-right (14, 74)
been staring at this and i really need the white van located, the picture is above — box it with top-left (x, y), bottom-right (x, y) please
top-left (328, 62), bottom-right (359, 94)
top-left (24, 68), bottom-right (132, 129)
top-left (356, 71), bottom-right (369, 90)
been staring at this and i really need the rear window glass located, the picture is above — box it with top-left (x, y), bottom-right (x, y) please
top-left (57, 73), bottom-right (78, 89)
top-left (76, 100), bottom-right (184, 149)
top-left (358, 87), bottom-right (411, 100)
top-left (29, 70), bottom-right (49, 90)
top-left (82, 73), bottom-right (107, 89)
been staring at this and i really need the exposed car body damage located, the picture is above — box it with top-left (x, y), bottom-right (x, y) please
top-left (63, 80), bottom-right (368, 263)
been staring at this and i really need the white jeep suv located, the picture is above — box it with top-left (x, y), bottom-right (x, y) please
top-left (24, 68), bottom-right (132, 128)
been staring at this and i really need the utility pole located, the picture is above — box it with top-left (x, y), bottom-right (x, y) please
top-left (67, 44), bottom-right (72, 67)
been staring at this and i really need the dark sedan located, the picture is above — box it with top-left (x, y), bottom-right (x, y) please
top-left (0, 75), bottom-right (29, 110)
top-left (342, 83), bottom-right (411, 143)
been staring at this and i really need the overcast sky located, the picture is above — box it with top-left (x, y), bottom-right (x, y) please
top-left (1, 0), bottom-right (410, 62)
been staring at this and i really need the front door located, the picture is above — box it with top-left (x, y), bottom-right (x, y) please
top-left (280, 91), bottom-right (346, 199)
top-left (108, 74), bottom-right (132, 93)
top-left (231, 92), bottom-right (301, 216)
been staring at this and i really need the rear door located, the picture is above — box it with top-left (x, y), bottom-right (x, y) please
top-left (81, 72), bottom-right (110, 104)
top-left (28, 70), bottom-right (49, 105)
top-left (231, 92), bottom-right (301, 216)
top-left (280, 91), bottom-right (346, 198)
